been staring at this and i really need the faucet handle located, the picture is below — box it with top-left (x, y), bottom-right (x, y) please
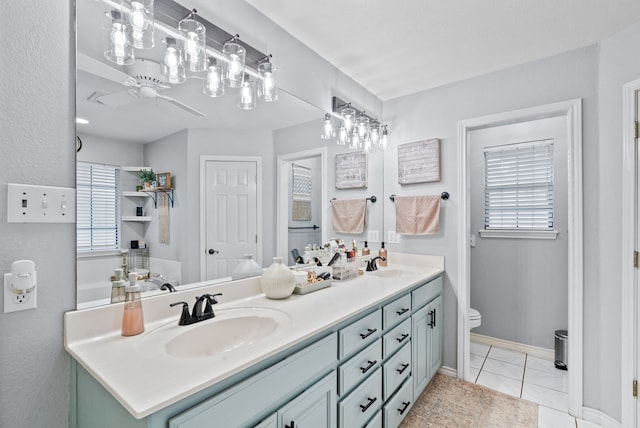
top-left (169, 301), bottom-right (193, 325)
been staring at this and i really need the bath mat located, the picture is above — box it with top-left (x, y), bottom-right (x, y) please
top-left (400, 373), bottom-right (538, 428)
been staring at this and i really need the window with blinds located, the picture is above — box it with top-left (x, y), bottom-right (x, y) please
top-left (76, 162), bottom-right (121, 252)
top-left (483, 139), bottom-right (554, 230)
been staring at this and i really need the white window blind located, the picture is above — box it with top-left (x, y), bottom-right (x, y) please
top-left (76, 162), bottom-right (121, 252)
top-left (483, 139), bottom-right (554, 230)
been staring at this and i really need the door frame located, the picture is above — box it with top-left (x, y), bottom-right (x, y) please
top-left (276, 147), bottom-right (328, 260)
top-left (621, 78), bottom-right (640, 427)
top-left (199, 155), bottom-right (262, 281)
top-left (457, 99), bottom-right (584, 416)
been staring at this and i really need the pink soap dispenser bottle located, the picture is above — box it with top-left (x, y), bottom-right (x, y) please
top-left (122, 273), bottom-right (145, 336)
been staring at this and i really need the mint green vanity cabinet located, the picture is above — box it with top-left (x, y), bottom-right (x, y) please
top-left (254, 414), bottom-right (277, 428)
top-left (365, 410), bottom-right (383, 428)
top-left (427, 295), bottom-right (443, 381)
top-left (338, 367), bottom-right (383, 427)
top-left (278, 372), bottom-right (337, 428)
top-left (338, 338), bottom-right (383, 396)
top-left (383, 377), bottom-right (414, 428)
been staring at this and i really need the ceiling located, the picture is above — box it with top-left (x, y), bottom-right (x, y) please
top-left (76, 0), bottom-right (321, 143)
top-left (243, 0), bottom-right (640, 100)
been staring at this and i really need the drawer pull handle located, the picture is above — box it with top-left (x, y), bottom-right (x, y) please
top-left (396, 363), bottom-right (409, 374)
top-left (398, 401), bottom-right (411, 415)
top-left (428, 310), bottom-right (435, 328)
top-left (360, 397), bottom-right (377, 413)
top-left (285, 422), bottom-right (295, 428)
top-left (359, 328), bottom-right (377, 340)
top-left (360, 359), bottom-right (377, 374)
top-left (396, 333), bottom-right (409, 343)
top-left (396, 308), bottom-right (409, 316)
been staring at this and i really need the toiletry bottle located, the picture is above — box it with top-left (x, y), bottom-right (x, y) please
top-left (378, 242), bottom-right (388, 267)
top-left (361, 241), bottom-right (370, 256)
top-left (122, 273), bottom-right (145, 336)
top-left (352, 240), bottom-right (358, 260)
top-left (110, 269), bottom-right (126, 303)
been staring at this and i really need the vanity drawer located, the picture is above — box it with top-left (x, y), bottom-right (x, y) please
top-left (382, 294), bottom-right (412, 329)
top-left (338, 338), bottom-right (382, 396)
top-left (412, 275), bottom-right (443, 310)
top-left (383, 377), bottom-right (414, 428)
top-left (339, 309), bottom-right (382, 359)
top-left (364, 410), bottom-right (382, 428)
top-left (382, 317), bottom-right (411, 358)
top-left (383, 342), bottom-right (411, 400)
top-left (338, 368), bottom-right (383, 428)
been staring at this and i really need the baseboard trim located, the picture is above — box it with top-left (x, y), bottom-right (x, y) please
top-left (438, 366), bottom-right (457, 377)
top-left (581, 407), bottom-right (621, 428)
top-left (470, 333), bottom-right (555, 360)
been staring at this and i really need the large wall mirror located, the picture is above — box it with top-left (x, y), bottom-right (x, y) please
top-left (76, 0), bottom-right (384, 309)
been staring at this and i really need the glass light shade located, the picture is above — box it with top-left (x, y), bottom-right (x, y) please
top-left (337, 122), bottom-right (348, 145)
top-left (321, 114), bottom-right (335, 140)
top-left (258, 62), bottom-right (278, 102)
top-left (380, 126), bottom-right (389, 151)
top-left (128, 0), bottom-right (154, 49)
top-left (104, 10), bottom-right (134, 65)
top-left (349, 128), bottom-right (361, 150)
top-left (223, 42), bottom-right (246, 88)
top-left (369, 121), bottom-right (380, 146)
top-left (178, 18), bottom-right (206, 72)
top-left (161, 37), bottom-right (186, 84)
top-left (356, 115), bottom-right (369, 138)
top-left (238, 78), bottom-right (257, 110)
top-left (341, 106), bottom-right (355, 132)
top-left (363, 136), bottom-right (372, 154)
top-left (203, 58), bottom-right (225, 97)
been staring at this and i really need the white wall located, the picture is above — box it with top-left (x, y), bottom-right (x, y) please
top-left (287, 157), bottom-right (322, 264)
top-left (383, 45), bottom-right (600, 412)
top-left (0, 2), bottom-right (75, 427)
top-left (469, 117), bottom-right (568, 349)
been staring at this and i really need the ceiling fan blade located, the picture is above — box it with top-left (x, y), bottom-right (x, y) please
top-left (92, 89), bottom-right (137, 109)
top-left (156, 94), bottom-right (206, 117)
top-left (77, 52), bottom-right (130, 85)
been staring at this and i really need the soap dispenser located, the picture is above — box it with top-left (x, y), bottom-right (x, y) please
top-left (361, 241), bottom-right (370, 256)
top-left (122, 272), bottom-right (145, 336)
top-left (378, 242), bottom-right (388, 267)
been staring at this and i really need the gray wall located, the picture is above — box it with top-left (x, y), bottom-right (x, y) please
top-left (469, 117), bottom-right (568, 349)
top-left (0, 1), bottom-right (75, 427)
top-left (287, 157), bottom-right (322, 264)
top-left (383, 45), bottom-right (599, 412)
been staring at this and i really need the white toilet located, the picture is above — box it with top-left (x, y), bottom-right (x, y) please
top-left (469, 308), bottom-right (482, 329)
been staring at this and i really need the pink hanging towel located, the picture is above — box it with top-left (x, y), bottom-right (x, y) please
top-left (395, 195), bottom-right (440, 235)
top-left (331, 199), bottom-right (367, 234)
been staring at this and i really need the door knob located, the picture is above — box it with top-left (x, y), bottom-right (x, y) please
top-left (208, 249), bottom-right (219, 255)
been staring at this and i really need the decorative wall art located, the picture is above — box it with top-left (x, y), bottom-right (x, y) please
top-left (335, 152), bottom-right (368, 189)
top-left (292, 163), bottom-right (312, 221)
top-left (398, 139), bottom-right (441, 184)
top-left (155, 172), bottom-right (172, 189)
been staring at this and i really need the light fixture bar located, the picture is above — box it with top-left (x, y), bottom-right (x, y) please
top-left (331, 96), bottom-right (377, 124)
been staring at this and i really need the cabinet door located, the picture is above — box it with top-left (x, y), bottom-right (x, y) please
top-left (427, 295), bottom-right (443, 383)
top-left (411, 305), bottom-right (429, 398)
top-left (279, 371), bottom-right (337, 428)
top-left (254, 413), bottom-right (277, 428)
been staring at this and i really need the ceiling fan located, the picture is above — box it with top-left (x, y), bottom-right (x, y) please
top-left (85, 56), bottom-right (206, 117)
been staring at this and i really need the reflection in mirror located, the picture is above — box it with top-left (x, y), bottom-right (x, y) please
top-left (75, 0), bottom-right (384, 309)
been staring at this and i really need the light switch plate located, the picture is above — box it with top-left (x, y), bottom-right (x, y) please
top-left (4, 272), bottom-right (37, 313)
top-left (367, 230), bottom-right (380, 243)
top-left (7, 183), bottom-right (75, 223)
top-left (387, 231), bottom-right (400, 243)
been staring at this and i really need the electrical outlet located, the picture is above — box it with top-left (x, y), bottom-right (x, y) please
top-left (4, 273), bottom-right (37, 313)
top-left (387, 231), bottom-right (400, 244)
top-left (368, 230), bottom-right (380, 243)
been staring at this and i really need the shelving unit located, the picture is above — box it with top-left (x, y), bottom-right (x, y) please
top-left (122, 216), bottom-right (152, 222)
top-left (122, 191), bottom-right (151, 198)
top-left (142, 188), bottom-right (174, 208)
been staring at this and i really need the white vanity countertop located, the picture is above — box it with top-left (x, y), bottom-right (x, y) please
top-left (64, 253), bottom-right (444, 419)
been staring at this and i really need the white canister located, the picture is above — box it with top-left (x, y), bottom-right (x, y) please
top-left (260, 257), bottom-right (295, 299)
top-left (231, 254), bottom-right (263, 280)
top-left (293, 271), bottom-right (308, 286)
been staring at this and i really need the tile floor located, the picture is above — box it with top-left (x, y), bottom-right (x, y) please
top-left (469, 340), bottom-right (602, 427)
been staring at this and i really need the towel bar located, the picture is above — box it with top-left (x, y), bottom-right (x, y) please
top-left (389, 192), bottom-right (449, 202)
top-left (330, 196), bottom-right (377, 204)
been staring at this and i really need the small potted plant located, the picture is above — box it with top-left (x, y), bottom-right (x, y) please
top-left (137, 169), bottom-right (156, 190)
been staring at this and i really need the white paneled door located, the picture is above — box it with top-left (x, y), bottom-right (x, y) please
top-left (204, 160), bottom-right (258, 280)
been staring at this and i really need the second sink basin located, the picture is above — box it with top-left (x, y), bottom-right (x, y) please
top-left (138, 307), bottom-right (292, 359)
top-left (369, 269), bottom-right (409, 279)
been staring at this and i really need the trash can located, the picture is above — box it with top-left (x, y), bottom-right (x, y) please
top-left (554, 330), bottom-right (568, 370)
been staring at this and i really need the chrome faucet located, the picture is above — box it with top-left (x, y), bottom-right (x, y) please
top-left (366, 256), bottom-right (386, 271)
top-left (169, 293), bottom-right (222, 326)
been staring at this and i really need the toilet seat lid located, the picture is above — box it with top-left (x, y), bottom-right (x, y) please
top-left (469, 308), bottom-right (481, 319)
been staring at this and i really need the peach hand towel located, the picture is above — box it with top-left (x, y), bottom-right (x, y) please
top-left (331, 199), bottom-right (367, 234)
top-left (395, 195), bottom-right (440, 235)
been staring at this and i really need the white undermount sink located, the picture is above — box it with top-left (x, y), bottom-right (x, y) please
top-left (369, 269), bottom-right (409, 279)
top-left (137, 307), bottom-right (292, 359)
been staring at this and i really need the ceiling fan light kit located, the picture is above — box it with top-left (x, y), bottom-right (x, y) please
top-left (100, 0), bottom-right (278, 114)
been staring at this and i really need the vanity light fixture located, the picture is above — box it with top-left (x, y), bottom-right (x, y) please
top-left (178, 11), bottom-right (207, 72)
top-left (104, 9), bottom-right (135, 65)
top-left (258, 56), bottom-right (278, 102)
top-left (323, 96), bottom-right (390, 151)
top-left (129, 0), bottom-right (154, 49)
top-left (162, 37), bottom-right (186, 84)
top-left (223, 36), bottom-right (246, 88)
top-left (203, 57), bottom-right (225, 97)
top-left (238, 74), bottom-right (257, 110)
top-left (321, 114), bottom-right (335, 140)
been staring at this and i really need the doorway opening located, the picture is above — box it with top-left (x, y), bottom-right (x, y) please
top-left (457, 99), bottom-right (583, 416)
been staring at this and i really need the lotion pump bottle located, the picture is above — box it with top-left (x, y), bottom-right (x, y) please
top-left (361, 241), bottom-right (370, 256)
top-left (122, 272), bottom-right (145, 336)
top-left (378, 242), bottom-right (388, 267)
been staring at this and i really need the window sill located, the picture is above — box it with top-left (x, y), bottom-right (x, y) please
top-left (478, 229), bottom-right (559, 240)
top-left (77, 249), bottom-right (123, 259)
